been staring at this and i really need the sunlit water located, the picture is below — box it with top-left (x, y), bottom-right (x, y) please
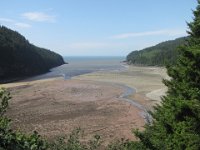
top-left (27, 56), bottom-right (126, 81)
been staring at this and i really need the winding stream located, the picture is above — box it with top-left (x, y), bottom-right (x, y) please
top-left (116, 83), bottom-right (152, 124)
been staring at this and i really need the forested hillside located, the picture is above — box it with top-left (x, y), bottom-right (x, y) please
top-left (126, 37), bottom-right (188, 66)
top-left (0, 26), bottom-right (65, 83)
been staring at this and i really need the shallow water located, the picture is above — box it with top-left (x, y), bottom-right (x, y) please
top-left (117, 83), bottom-right (152, 123)
top-left (28, 56), bottom-right (126, 81)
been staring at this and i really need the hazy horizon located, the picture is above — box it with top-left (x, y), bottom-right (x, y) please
top-left (0, 0), bottom-right (197, 56)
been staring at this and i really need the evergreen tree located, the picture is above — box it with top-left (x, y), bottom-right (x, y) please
top-left (129, 1), bottom-right (200, 149)
top-left (0, 26), bottom-right (65, 83)
top-left (126, 37), bottom-right (187, 66)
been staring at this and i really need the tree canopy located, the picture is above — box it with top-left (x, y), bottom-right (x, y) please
top-left (126, 37), bottom-right (188, 66)
top-left (0, 26), bottom-right (65, 83)
top-left (126, 1), bottom-right (200, 149)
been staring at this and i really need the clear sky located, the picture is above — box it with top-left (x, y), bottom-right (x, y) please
top-left (0, 0), bottom-right (197, 56)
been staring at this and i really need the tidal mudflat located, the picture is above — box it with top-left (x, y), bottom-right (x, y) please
top-left (2, 65), bottom-right (167, 144)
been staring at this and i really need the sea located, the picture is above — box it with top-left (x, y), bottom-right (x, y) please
top-left (27, 56), bottom-right (126, 81)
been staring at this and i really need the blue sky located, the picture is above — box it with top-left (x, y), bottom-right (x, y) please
top-left (0, 0), bottom-right (197, 56)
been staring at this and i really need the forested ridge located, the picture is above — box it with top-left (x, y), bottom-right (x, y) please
top-left (0, 26), bottom-right (65, 83)
top-left (127, 37), bottom-right (188, 66)
top-left (0, 0), bottom-right (200, 149)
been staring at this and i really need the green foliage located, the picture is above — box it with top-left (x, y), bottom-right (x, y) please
top-left (127, 37), bottom-right (188, 66)
top-left (50, 128), bottom-right (101, 150)
top-left (131, 1), bottom-right (200, 149)
top-left (1, 2), bottom-right (200, 149)
top-left (0, 88), bottom-right (48, 150)
top-left (106, 138), bottom-right (147, 150)
top-left (0, 88), bottom-right (10, 116)
top-left (0, 88), bottom-right (102, 150)
top-left (0, 26), bottom-right (65, 83)
top-left (107, 139), bottom-right (132, 150)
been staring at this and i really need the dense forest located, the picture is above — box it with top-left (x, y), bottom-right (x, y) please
top-left (0, 26), bottom-right (65, 83)
top-left (124, 1), bottom-right (200, 149)
top-left (126, 37), bottom-right (188, 66)
top-left (1, 0), bottom-right (200, 149)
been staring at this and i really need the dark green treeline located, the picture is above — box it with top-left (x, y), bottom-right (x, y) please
top-left (0, 26), bottom-right (65, 83)
top-left (127, 37), bottom-right (188, 66)
top-left (126, 1), bottom-right (200, 149)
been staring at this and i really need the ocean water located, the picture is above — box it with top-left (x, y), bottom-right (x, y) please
top-left (28, 56), bottom-right (126, 81)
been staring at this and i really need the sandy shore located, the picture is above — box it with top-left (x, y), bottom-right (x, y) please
top-left (1, 65), bottom-right (168, 145)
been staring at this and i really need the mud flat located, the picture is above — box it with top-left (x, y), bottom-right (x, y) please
top-left (2, 79), bottom-right (144, 145)
top-left (74, 65), bottom-right (168, 110)
top-left (1, 65), bottom-right (167, 145)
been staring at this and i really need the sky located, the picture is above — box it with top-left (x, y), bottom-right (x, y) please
top-left (0, 0), bottom-right (197, 56)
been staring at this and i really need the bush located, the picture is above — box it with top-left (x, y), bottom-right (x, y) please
top-left (0, 88), bottom-right (102, 150)
top-left (0, 88), bottom-right (48, 150)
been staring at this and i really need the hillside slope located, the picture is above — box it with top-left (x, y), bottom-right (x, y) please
top-left (0, 26), bottom-right (65, 83)
top-left (127, 37), bottom-right (188, 66)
